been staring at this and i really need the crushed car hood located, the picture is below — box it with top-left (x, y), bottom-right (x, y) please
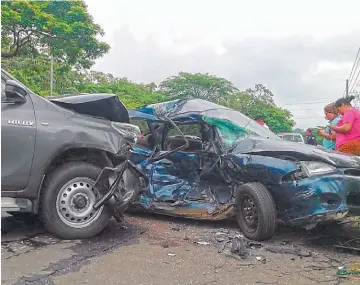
top-left (49, 94), bottom-right (129, 123)
top-left (232, 137), bottom-right (360, 168)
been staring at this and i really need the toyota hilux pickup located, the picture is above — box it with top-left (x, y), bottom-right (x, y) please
top-left (1, 68), bottom-right (140, 239)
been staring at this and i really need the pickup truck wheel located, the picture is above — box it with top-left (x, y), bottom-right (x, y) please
top-left (40, 162), bottom-right (112, 239)
top-left (235, 182), bottom-right (277, 241)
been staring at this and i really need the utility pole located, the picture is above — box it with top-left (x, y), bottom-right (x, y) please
top-left (50, 57), bottom-right (54, 96)
top-left (346, 79), bottom-right (349, 98)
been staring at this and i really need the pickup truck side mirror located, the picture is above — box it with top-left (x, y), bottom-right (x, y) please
top-left (5, 80), bottom-right (27, 103)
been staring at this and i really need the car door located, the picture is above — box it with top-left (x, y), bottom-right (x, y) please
top-left (1, 73), bottom-right (37, 191)
top-left (146, 122), bottom-right (202, 202)
top-left (148, 151), bottom-right (201, 202)
top-left (128, 112), bottom-right (202, 203)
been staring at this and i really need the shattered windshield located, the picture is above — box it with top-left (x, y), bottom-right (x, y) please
top-left (202, 109), bottom-right (280, 149)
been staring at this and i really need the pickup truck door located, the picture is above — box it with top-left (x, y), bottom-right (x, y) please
top-left (1, 75), bottom-right (37, 191)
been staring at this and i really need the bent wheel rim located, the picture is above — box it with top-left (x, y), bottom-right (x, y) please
top-left (238, 194), bottom-right (259, 233)
top-left (56, 177), bottom-right (103, 229)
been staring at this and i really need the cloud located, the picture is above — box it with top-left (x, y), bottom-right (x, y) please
top-left (93, 27), bottom-right (360, 128)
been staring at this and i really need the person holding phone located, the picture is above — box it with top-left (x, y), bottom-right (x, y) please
top-left (318, 103), bottom-right (340, 150)
top-left (330, 96), bottom-right (360, 155)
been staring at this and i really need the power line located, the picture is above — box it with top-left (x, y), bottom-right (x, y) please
top-left (344, 47), bottom-right (360, 97)
top-left (349, 69), bottom-right (360, 94)
top-left (348, 47), bottom-right (360, 87)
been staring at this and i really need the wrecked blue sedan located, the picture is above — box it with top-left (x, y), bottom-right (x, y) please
top-left (122, 99), bottom-right (360, 241)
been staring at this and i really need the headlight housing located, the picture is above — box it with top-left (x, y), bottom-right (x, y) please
top-left (111, 122), bottom-right (141, 144)
top-left (300, 161), bottom-right (335, 176)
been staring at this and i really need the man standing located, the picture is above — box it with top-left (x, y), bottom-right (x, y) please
top-left (305, 129), bottom-right (317, 145)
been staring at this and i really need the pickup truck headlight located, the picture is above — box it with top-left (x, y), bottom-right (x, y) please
top-left (111, 122), bottom-right (141, 144)
top-left (300, 161), bottom-right (335, 176)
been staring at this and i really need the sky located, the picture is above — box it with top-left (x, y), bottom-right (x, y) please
top-left (85, 0), bottom-right (360, 129)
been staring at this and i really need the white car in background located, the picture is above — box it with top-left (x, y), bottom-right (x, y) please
top-left (278, 132), bottom-right (305, 144)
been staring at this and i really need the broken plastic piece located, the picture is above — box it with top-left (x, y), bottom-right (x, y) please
top-left (195, 241), bottom-right (210, 245)
top-left (231, 236), bottom-right (248, 259)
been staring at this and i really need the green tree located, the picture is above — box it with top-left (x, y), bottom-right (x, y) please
top-left (75, 74), bottom-right (170, 109)
top-left (219, 92), bottom-right (294, 133)
top-left (2, 54), bottom-right (169, 108)
top-left (159, 72), bottom-right (238, 102)
top-left (1, 0), bottom-right (109, 68)
top-left (2, 54), bottom-right (82, 95)
top-left (245, 84), bottom-right (276, 105)
top-left (293, 128), bottom-right (305, 133)
top-left (83, 70), bottom-right (118, 84)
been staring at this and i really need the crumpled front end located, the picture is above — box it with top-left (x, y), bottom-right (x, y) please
top-left (281, 175), bottom-right (348, 226)
top-left (275, 167), bottom-right (360, 228)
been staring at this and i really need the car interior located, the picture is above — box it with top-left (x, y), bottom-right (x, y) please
top-left (131, 118), bottom-right (232, 203)
top-left (133, 120), bottom-right (207, 153)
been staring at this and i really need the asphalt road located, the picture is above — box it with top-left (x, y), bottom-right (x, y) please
top-left (2, 212), bottom-right (360, 285)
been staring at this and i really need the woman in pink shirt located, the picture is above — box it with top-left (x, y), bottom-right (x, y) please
top-left (330, 96), bottom-right (360, 155)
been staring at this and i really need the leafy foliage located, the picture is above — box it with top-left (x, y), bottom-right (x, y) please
top-left (1, 54), bottom-right (81, 95)
top-left (219, 91), bottom-right (294, 133)
top-left (159, 72), bottom-right (238, 102)
top-left (245, 84), bottom-right (276, 105)
top-left (3, 57), bottom-right (294, 132)
top-left (1, 1), bottom-right (296, 136)
top-left (74, 71), bottom-right (170, 109)
top-left (1, 0), bottom-right (109, 68)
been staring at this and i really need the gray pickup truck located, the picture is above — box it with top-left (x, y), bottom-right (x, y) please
top-left (1, 68), bottom-right (141, 239)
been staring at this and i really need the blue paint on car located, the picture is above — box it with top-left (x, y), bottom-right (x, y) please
top-left (125, 99), bottom-right (360, 240)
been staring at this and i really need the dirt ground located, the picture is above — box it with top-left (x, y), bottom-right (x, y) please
top-left (2, 213), bottom-right (360, 285)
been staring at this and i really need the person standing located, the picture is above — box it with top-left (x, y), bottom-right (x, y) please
top-left (318, 103), bottom-right (341, 150)
top-left (305, 129), bottom-right (317, 145)
top-left (330, 96), bottom-right (360, 155)
top-left (255, 117), bottom-right (269, 129)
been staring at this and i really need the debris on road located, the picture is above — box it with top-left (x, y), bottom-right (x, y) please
top-left (336, 264), bottom-right (360, 276)
top-left (230, 236), bottom-right (248, 259)
top-left (218, 240), bottom-right (231, 253)
top-left (215, 231), bottom-right (227, 242)
top-left (194, 241), bottom-right (211, 246)
top-left (256, 256), bottom-right (267, 264)
top-left (334, 244), bottom-right (360, 253)
top-left (334, 238), bottom-right (360, 254)
top-left (213, 228), bottom-right (263, 254)
top-left (265, 245), bottom-right (312, 257)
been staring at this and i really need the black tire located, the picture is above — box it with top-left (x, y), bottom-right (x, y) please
top-left (235, 182), bottom-right (277, 241)
top-left (40, 162), bottom-right (112, 239)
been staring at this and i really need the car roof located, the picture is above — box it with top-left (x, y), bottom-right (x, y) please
top-left (278, 132), bottom-right (302, 135)
top-left (133, 99), bottom-right (229, 119)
